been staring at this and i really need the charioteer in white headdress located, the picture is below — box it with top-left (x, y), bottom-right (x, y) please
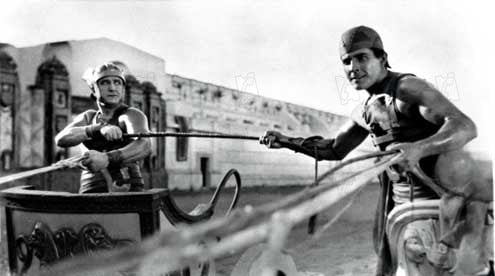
top-left (55, 62), bottom-right (151, 193)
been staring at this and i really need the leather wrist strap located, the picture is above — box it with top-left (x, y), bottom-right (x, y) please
top-left (85, 124), bottom-right (104, 138)
top-left (106, 150), bottom-right (123, 164)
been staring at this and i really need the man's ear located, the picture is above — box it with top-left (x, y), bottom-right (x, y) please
top-left (381, 52), bottom-right (388, 66)
top-left (89, 87), bottom-right (97, 100)
top-left (90, 92), bottom-right (97, 101)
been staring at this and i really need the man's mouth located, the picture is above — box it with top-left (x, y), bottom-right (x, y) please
top-left (350, 75), bottom-right (366, 81)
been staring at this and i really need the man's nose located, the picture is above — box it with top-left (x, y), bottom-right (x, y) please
top-left (350, 59), bottom-right (360, 72)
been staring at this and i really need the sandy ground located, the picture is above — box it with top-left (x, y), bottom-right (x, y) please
top-left (170, 184), bottom-right (380, 276)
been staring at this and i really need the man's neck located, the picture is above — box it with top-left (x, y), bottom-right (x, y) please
top-left (97, 101), bottom-right (121, 117)
top-left (366, 69), bottom-right (390, 95)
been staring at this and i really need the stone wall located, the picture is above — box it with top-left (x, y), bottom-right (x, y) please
top-left (162, 74), bottom-right (375, 190)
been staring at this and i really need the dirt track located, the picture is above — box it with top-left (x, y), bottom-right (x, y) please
top-left (171, 184), bottom-right (380, 276)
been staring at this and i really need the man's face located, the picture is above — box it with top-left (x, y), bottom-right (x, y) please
top-left (94, 76), bottom-right (124, 105)
top-left (341, 48), bottom-right (386, 90)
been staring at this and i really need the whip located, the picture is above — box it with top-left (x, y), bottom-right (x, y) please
top-left (123, 131), bottom-right (260, 141)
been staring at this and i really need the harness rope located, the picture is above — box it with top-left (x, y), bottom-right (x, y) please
top-left (5, 130), bottom-right (486, 274)
top-left (291, 184), bottom-right (364, 254)
top-left (42, 151), bottom-right (402, 276)
top-left (0, 131), bottom-right (413, 275)
top-left (307, 146), bottom-right (319, 234)
top-left (0, 155), bottom-right (86, 187)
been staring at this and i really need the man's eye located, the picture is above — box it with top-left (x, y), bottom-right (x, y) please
top-left (342, 58), bottom-right (351, 65)
top-left (357, 55), bottom-right (368, 62)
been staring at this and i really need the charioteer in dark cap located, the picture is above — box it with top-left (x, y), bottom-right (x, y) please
top-left (55, 62), bottom-right (151, 193)
top-left (261, 26), bottom-right (492, 276)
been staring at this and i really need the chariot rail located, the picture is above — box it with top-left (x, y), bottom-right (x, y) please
top-left (43, 150), bottom-right (403, 276)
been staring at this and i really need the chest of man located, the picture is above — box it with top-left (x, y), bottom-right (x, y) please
top-left (355, 93), bottom-right (417, 131)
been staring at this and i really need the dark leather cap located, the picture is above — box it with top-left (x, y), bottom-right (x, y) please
top-left (340, 25), bottom-right (384, 57)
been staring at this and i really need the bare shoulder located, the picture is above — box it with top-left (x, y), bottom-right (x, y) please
top-left (120, 107), bottom-right (150, 132)
top-left (396, 75), bottom-right (470, 125)
top-left (70, 109), bottom-right (97, 126)
top-left (396, 75), bottom-right (442, 105)
top-left (125, 107), bottom-right (148, 118)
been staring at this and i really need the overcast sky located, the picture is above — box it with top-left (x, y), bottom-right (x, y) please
top-left (0, 0), bottom-right (492, 156)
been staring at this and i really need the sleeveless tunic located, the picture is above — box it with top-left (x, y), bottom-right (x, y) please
top-left (362, 71), bottom-right (440, 204)
top-left (79, 104), bottom-right (144, 193)
top-left (362, 71), bottom-right (441, 275)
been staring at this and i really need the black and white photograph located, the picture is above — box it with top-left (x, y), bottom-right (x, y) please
top-left (0, 1), bottom-right (493, 275)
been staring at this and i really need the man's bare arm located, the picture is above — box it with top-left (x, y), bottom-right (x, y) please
top-left (396, 77), bottom-right (477, 155)
top-left (112, 108), bottom-right (152, 164)
top-left (55, 112), bottom-right (92, 147)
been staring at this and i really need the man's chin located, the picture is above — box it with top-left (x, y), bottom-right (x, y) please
top-left (98, 99), bottom-right (121, 108)
top-left (350, 83), bottom-right (366, 90)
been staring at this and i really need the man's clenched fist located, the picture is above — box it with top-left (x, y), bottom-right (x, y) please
top-left (260, 130), bottom-right (285, 148)
top-left (81, 150), bottom-right (109, 172)
top-left (100, 125), bottom-right (123, 141)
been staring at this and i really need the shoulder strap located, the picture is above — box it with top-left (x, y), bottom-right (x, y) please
top-left (390, 73), bottom-right (416, 99)
top-left (113, 104), bottom-right (129, 119)
top-left (83, 110), bottom-right (98, 124)
top-left (107, 104), bottom-right (130, 133)
top-left (361, 96), bottom-right (371, 125)
top-left (83, 104), bottom-right (129, 125)
top-left (388, 73), bottom-right (416, 126)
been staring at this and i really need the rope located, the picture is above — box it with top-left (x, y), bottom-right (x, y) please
top-left (291, 184), bottom-right (365, 254)
top-left (43, 151), bottom-right (401, 276)
top-left (307, 146), bottom-right (319, 234)
top-left (0, 155), bottom-right (86, 187)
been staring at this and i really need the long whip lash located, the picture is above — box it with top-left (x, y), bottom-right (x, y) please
top-left (124, 131), bottom-right (260, 140)
top-left (0, 132), bottom-right (258, 187)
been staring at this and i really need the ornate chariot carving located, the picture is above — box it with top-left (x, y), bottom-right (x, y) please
top-left (15, 221), bottom-right (134, 273)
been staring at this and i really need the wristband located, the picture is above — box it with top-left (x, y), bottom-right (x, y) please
top-left (106, 150), bottom-right (123, 164)
top-left (85, 124), bottom-right (104, 138)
